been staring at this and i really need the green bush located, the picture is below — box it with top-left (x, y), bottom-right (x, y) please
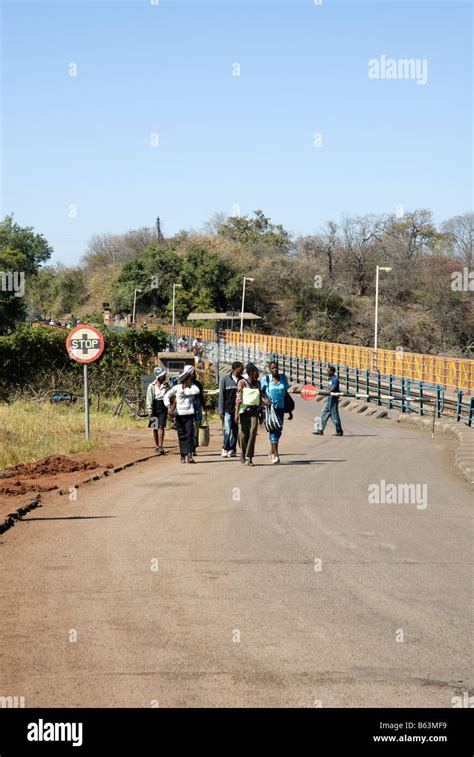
top-left (0, 325), bottom-right (167, 400)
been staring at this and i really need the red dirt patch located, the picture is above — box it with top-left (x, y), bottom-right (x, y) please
top-left (0, 430), bottom-right (178, 525)
top-left (1, 455), bottom-right (111, 480)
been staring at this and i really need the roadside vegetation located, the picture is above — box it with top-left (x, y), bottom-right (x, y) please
top-left (0, 399), bottom-right (146, 470)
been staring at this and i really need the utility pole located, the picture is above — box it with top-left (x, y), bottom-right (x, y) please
top-left (156, 217), bottom-right (164, 245)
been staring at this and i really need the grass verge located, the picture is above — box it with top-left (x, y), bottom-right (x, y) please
top-left (0, 399), bottom-right (144, 469)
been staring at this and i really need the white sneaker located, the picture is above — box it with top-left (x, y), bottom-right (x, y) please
top-left (228, 450), bottom-right (236, 458)
top-left (221, 449), bottom-right (228, 458)
top-left (270, 455), bottom-right (280, 464)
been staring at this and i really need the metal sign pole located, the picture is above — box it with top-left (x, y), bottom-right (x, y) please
top-left (84, 364), bottom-right (90, 441)
top-left (215, 321), bottom-right (220, 386)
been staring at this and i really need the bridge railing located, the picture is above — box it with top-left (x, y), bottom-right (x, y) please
top-left (166, 332), bottom-right (472, 426)
top-left (162, 327), bottom-right (474, 426)
top-left (163, 325), bottom-right (474, 392)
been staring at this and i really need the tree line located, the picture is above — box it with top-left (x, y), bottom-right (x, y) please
top-left (0, 209), bottom-right (472, 357)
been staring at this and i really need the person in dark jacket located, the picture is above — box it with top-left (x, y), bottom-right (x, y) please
top-left (218, 361), bottom-right (243, 458)
top-left (314, 365), bottom-right (343, 436)
top-left (191, 368), bottom-right (206, 456)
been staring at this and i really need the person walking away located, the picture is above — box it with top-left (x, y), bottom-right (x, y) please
top-left (218, 361), bottom-right (243, 458)
top-left (164, 365), bottom-right (200, 463)
top-left (235, 363), bottom-right (261, 466)
top-left (314, 365), bottom-right (343, 436)
top-left (146, 367), bottom-right (170, 454)
top-left (261, 360), bottom-right (292, 464)
top-left (191, 368), bottom-right (206, 456)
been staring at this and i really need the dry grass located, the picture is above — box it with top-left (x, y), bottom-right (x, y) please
top-left (0, 399), bottom-right (142, 470)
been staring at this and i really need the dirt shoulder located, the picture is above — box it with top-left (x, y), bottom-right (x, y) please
top-left (0, 429), bottom-right (179, 524)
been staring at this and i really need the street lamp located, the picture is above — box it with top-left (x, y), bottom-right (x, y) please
top-left (172, 282), bottom-right (182, 336)
top-left (132, 288), bottom-right (142, 324)
top-left (240, 276), bottom-right (255, 335)
top-left (374, 266), bottom-right (392, 352)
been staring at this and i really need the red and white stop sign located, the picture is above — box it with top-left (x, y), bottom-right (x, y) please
top-left (300, 384), bottom-right (318, 401)
top-left (66, 325), bottom-right (105, 364)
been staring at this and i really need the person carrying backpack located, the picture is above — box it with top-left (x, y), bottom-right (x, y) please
top-left (234, 363), bottom-right (262, 466)
top-left (261, 360), bottom-right (293, 464)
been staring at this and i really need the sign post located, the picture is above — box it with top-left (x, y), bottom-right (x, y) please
top-left (66, 325), bottom-right (105, 441)
top-left (83, 364), bottom-right (90, 441)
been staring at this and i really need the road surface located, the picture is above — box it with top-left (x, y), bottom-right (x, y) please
top-left (0, 399), bottom-right (472, 707)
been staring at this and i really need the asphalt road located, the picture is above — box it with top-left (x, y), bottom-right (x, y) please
top-left (0, 398), bottom-right (472, 707)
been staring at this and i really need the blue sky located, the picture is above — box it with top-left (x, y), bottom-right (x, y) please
top-left (1, 0), bottom-right (472, 265)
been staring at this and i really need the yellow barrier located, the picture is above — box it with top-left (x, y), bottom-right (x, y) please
top-left (163, 325), bottom-right (474, 391)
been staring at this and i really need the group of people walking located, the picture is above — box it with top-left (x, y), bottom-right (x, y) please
top-left (146, 364), bottom-right (205, 463)
top-left (217, 359), bottom-right (294, 465)
top-left (147, 358), bottom-right (343, 465)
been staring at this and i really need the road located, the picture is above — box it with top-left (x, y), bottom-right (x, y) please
top-left (0, 398), bottom-right (472, 708)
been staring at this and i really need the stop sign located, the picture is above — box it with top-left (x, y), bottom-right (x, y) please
top-left (66, 325), bottom-right (105, 364)
top-left (300, 384), bottom-right (318, 401)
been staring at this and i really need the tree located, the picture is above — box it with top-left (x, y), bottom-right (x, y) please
top-left (114, 244), bottom-right (183, 316)
top-left (27, 267), bottom-right (58, 320)
top-left (383, 210), bottom-right (440, 262)
top-left (83, 227), bottom-right (157, 272)
top-left (338, 215), bottom-right (386, 296)
top-left (179, 248), bottom-right (241, 318)
top-left (54, 267), bottom-right (88, 315)
top-left (215, 210), bottom-right (292, 254)
top-left (442, 212), bottom-right (473, 267)
top-left (0, 215), bottom-right (53, 332)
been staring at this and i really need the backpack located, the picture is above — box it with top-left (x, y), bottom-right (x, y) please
top-left (284, 392), bottom-right (295, 413)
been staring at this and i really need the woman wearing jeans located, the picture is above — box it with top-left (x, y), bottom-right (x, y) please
top-left (261, 360), bottom-right (292, 464)
top-left (164, 365), bottom-right (200, 463)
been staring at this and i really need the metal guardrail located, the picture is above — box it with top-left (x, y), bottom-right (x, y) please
top-left (163, 324), bottom-right (474, 392)
top-left (169, 335), bottom-right (472, 427)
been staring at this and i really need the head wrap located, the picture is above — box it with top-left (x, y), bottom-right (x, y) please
top-left (177, 364), bottom-right (195, 383)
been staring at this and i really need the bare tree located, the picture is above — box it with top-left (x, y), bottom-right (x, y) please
top-left (383, 209), bottom-right (439, 262)
top-left (442, 212), bottom-right (473, 267)
top-left (339, 214), bottom-right (387, 296)
top-left (82, 227), bottom-right (156, 271)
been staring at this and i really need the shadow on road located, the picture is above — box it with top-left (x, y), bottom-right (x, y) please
top-left (284, 459), bottom-right (347, 465)
top-left (23, 516), bottom-right (117, 522)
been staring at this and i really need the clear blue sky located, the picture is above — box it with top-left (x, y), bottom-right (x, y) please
top-left (1, 0), bottom-right (472, 265)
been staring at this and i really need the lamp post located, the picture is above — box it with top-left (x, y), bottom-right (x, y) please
top-left (240, 276), bottom-right (255, 335)
top-left (374, 266), bottom-right (392, 352)
top-left (132, 288), bottom-right (142, 324)
top-left (172, 282), bottom-right (182, 338)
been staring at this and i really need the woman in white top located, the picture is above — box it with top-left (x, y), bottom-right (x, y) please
top-left (164, 365), bottom-right (200, 463)
top-left (146, 367), bottom-right (170, 455)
